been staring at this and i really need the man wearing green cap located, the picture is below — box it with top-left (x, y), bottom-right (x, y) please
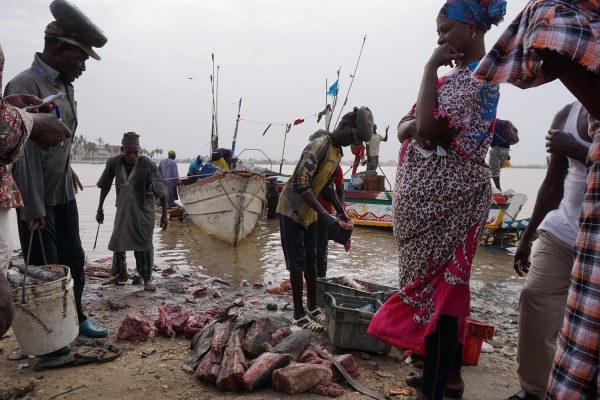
top-left (277, 106), bottom-right (373, 331)
top-left (4, 7), bottom-right (107, 338)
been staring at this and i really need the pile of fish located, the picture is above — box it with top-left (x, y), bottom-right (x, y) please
top-left (117, 313), bottom-right (152, 341)
top-left (115, 303), bottom-right (227, 342)
top-left (7, 264), bottom-right (65, 288)
top-left (155, 303), bottom-right (225, 339)
top-left (183, 311), bottom-right (360, 397)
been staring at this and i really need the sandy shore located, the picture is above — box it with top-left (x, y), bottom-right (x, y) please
top-left (0, 260), bottom-right (522, 400)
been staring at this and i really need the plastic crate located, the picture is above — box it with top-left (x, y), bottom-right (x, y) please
top-left (316, 277), bottom-right (397, 308)
top-left (324, 292), bottom-right (392, 354)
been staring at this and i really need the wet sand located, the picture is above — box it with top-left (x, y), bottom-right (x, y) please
top-left (0, 163), bottom-right (544, 398)
top-left (0, 257), bottom-right (521, 400)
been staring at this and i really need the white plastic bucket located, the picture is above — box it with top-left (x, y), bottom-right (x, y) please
top-left (11, 265), bottom-right (79, 356)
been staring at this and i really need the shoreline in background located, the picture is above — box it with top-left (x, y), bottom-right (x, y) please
top-left (71, 157), bottom-right (548, 169)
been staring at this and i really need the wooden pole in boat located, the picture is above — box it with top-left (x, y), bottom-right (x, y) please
top-left (279, 126), bottom-right (289, 174)
top-left (231, 98), bottom-right (242, 155)
top-left (215, 65), bottom-right (220, 147)
top-left (377, 165), bottom-right (392, 190)
top-left (210, 54), bottom-right (217, 153)
top-left (325, 78), bottom-right (328, 120)
top-left (333, 35), bottom-right (367, 128)
top-left (326, 67), bottom-right (340, 131)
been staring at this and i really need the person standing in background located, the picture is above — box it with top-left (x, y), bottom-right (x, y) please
top-left (366, 124), bottom-right (388, 171)
top-left (214, 148), bottom-right (233, 170)
top-left (488, 118), bottom-right (517, 191)
top-left (158, 150), bottom-right (180, 208)
top-left (350, 141), bottom-right (366, 175)
top-left (97, 132), bottom-right (168, 292)
top-left (187, 155), bottom-right (204, 183)
top-left (5, 10), bottom-right (108, 339)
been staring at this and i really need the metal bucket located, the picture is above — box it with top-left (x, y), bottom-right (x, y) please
top-left (11, 264), bottom-right (78, 355)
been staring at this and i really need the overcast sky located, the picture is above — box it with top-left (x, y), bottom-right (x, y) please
top-left (2, 0), bottom-right (574, 165)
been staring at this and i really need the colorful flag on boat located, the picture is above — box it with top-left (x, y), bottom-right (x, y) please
top-left (293, 119), bottom-right (304, 126)
top-left (327, 80), bottom-right (339, 96)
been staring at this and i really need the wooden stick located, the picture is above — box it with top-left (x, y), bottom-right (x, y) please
top-left (48, 384), bottom-right (86, 399)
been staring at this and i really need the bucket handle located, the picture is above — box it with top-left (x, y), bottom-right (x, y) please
top-left (20, 229), bottom-right (48, 304)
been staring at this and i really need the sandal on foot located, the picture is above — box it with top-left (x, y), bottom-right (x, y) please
top-left (305, 306), bottom-right (326, 324)
top-left (406, 371), bottom-right (422, 388)
top-left (405, 372), bottom-right (464, 399)
top-left (144, 281), bottom-right (156, 292)
top-left (507, 390), bottom-right (539, 400)
top-left (293, 316), bottom-right (324, 332)
top-left (445, 387), bottom-right (464, 399)
top-left (102, 274), bottom-right (129, 286)
top-left (35, 342), bottom-right (122, 372)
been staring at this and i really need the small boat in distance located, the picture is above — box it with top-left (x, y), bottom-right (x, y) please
top-left (343, 179), bottom-right (529, 247)
top-left (178, 171), bottom-right (266, 246)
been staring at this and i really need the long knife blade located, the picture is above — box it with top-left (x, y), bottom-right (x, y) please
top-left (93, 223), bottom-right (100, 251)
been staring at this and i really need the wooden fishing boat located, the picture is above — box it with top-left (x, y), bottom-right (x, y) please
top-left (481, 192), bottom-right (530, 248)
top-left (178, 171), bottom-right (266, 246)
top-left (344, 190), bottom-right (393, 228)
top-left (344, 185), bottom-right (529, 247)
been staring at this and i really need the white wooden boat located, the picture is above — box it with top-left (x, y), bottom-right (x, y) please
top-left (178, 171), bottom-right (266, 246)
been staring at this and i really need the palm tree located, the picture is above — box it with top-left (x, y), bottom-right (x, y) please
top-left (85, 142), bottom-right (98, 160)
top-left (104, 143), bottom-right (111, 157)
top-left (96, 137), bottom-right (104, 148)
top-left (71, 134), bottom-right (86, 160)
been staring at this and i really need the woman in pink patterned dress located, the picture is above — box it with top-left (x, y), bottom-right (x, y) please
top-left (368, 1), bottom-right (505, 399)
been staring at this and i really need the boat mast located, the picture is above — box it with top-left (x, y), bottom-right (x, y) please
top-left (326, 67), bottom-right (340, 131)
top-left (231, 98), bottom-right (242, 155)
top-left (333, 34), bottom-right (367, 128)
top-left (210, 54), bottom-right (219, 152)
top-left (215, 65), bottom-right (220, 149)
top-left (279, 126), bottom-right (289, 175)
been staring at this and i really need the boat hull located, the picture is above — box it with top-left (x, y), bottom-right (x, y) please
top-left (344, 190), bottom-right (393, 228)
top-left (344, 189), bottom-right (529, 247)
top-left (178, 171), bottom-right (266, 246)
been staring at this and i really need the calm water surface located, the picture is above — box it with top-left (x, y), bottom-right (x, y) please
top-left (9, 163), bottom-right (546, 294)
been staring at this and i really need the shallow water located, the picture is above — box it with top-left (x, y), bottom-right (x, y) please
top-left (9, 163), bottom-right (545, 294)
